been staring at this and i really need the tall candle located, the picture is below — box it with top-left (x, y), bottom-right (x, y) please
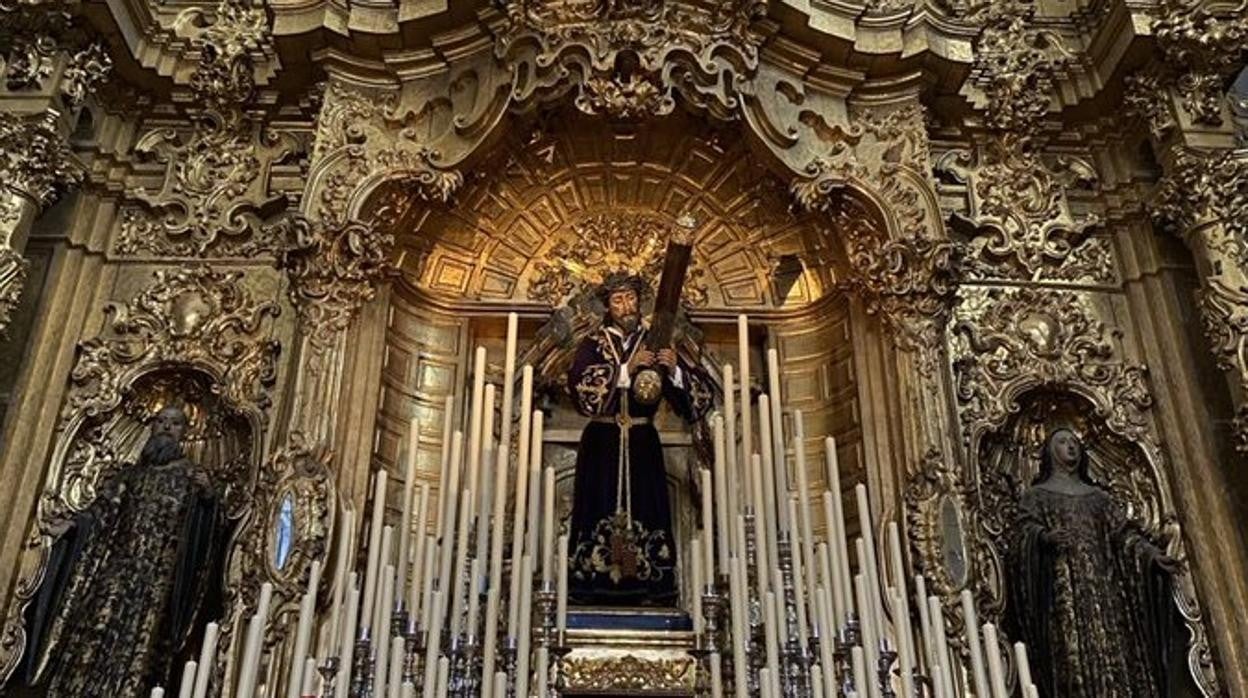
top-left (810, 670), bottom-right (822, 698)
top-left (151, 688), bottom-right (165, 698)
top-left (915, 575), bottom-right (936, 676)
top-left (191, 622), bottom-right (219, 698)
top-left (855, 484), bottom-right (884, 634)
top-left (387, 636), bottom-right (405, 698)
top-left (886, 522), bottom-right (916, 691)
top-left (336, 581), bottom-right (360, 698)
top-left (816, 589), bottom-right (836, 698)
top-left (419, 538), bottom-right (437, 630)
top-left (301, 657), bottom-right (318, 697)
top-left (408, 485), bottom-right (430, 616)
top-left (448, 489), bottom-right (473, 640)
top-left (327, 510), bottom-right (354, 655)
top-left (891, 587), bottom-right (915, 698)
top-left (817, 536), bottom-right (840, 631)
top-left (961, 589), bottom-right (990, 698)
top-left (500, 313), bottom-right (518, 457)
top-left (466, 557), bottom-right (483, 640)
top-left (765, 348), bottom-right (787, 529)
top-left (236, 581), bottom-right (273, 698)
top-left (481, 444), bottom-right (510, 692)
top-left (691, 536), bottom-right (705, 635)
top-left (286, 560), bottom-right (322, 698)
top-left (851, 646), bottom-right (868, 698)
top-left (466, 346), bottom-right (487, 505)
top-left (982, 623), bottom-right (1009, 698)
top-left (475, 385), bottom-right (497, 568)
top-left (699, 468), bottom-right (715, 578)
top-left (855, 570), bottom-right (880, 698)
top-left (710, 650), bottom-right (724, 698)
top-left (556, 533), bottom-right (570, 639)
top-left (435, 656), bottom-right (451, 698)
top-left (723, 364), bottom-right (742, 526)
top-left (373, 526), bottom-right (394, 632)
top-left (435, 394), bottom-right (454, 540)
top-left (750, 454), bottom-right (770, 600)
top-left (1014, 641), bottom-right (1035, 692)
top-left (711, 416), bottom-right (730, 577)
top-left (176, 660), bottom-right (197, 698)
top-left (758, 395), bottom-right (782, 552)
top-left (786, 496), bottom-right (809, 650)
top-left (525, 412), bottom-right (545, 571)
top-left (535, 646), bottom-right (549, 697)
top-left (436, 432), bottom-right (464, 590)
top-left (362, 470), bottom-right (389, 634)
top-left (736, 315), bottom-right (752, 508)
top-left (507, 367), bottom-right (535, 639)
top-left (825, 437), bottom-right (854, 621)
top-left (541, 465), bottom-right (556, 585)
top-left (397, 422), bottom-right (419, 603)
top-left (763, 590), bottom-right (780, 697)
top-left (930, 597), bottom-right (956, 698)
top-left (420, 589), bottom-right (445, 698)
top-left (515, 555), bottom-right (534, 698)
top-left (729, 550), bottom-right (749, 698)
top-left (374, 567), bottom-right (395, 695)
top-left (792, 411), bottom-right (818, 619)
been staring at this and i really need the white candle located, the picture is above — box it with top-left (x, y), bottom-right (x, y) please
top-left (500, 313), bottom-right (518, 456)
top-left (930, 597), bottom-right (955, 698)
top-left (286, 560), bottom-right (322, 698)
top-left (237, 581), bottom-right (273, 698)
top-left (535, 646), bottom-right (549, 697)
top-left (891, 587), bottom-right (915, 698)
top-left (398, 421), bottom-right (419, 604)
top-left (962, 589), bottom-right (990, 698)
top-left (525, 411), bottom-right (545, 574)
top-left (191, 622), bottom-right (219, 698)
top-left (475, 386), bottom-right (496, 568)
top-left (750, 454), bottom-right (770, 600)
top-left (851, 646), bottom-right (868, 698)
top-left (436, 432), bottom-right (464, 596)
top-left (373, 526), bottom-right (394, 632)
top-left (855, 484), bottom-right (884, 634)
top-left (786, 496), bottom-right (809, 650)
top-left (816, 589), bottom-right (836, 698)
top-left (419, 537), bottom-right (437, 630)
top-left (983, 623), bottom-right (1009, 698)
top-left (435, 394), bottom-right (454, 540)
top-left (336, 581), bottom-right (360, 698)
top-left (151, 688), bottom-right (165, 698)
top-left (374, 567), bottom-right (395, 695)
top-left (420, 589), bottom-right (444, 698)
top-left (763, 590), bottom-right (780, 695)
top-left (759, 668), bottom-right (773, 698)
top-left (493, 672), bottom-right (507, 698)
top-left (1014, 641), bottom-right (1035, 692)
top-left (176, 660), bottom-right (197, 698)
top-left (691, 536), bottom-right (705, 635)
top-left (710, 650), bottom-right (724, 698)
top-left (699, 468), bottom-right (715, 578)
top-left (556, 533), bottom-right (570, 639)
top-left (515, 555), bottom-right (534, 698)
top-left (327, 509), bottom-right (354, 656)
top-left (466, 346), bottom-right (487, 505)
top-left (765, 348), bottom-right (787, 531)
top-left (362, 470), bottom-right (389, 630)
top-left (448, 489), bottom-right (473, 639)
top-left (301, 657), bottom-right (318, 697)
top-left (711, 416), bottom-right (730, 577)
top-left (388, 636), bottom-right (405, 698)
top-left (466, 557), bottom-right (483, 640)
top-left (723, 364), bottom-right (741, 526)
top-left (825, 438), bottom-right (853, 618)
top-left (792, 411), bottom-right (818, 620)
top-left (758, 395), bottom-right (781, 553)
top-left (541, 465), bottom-right (556, 585)
top-left (408, 484), bottom-right (430, 616)
top-left (817, 538), bottom-right (838, 633)
top-left (886, 522), bottom-right (916, 693)
top-left (507, 367), bottom-right (535, 639)
top-left (854, 570), bottom-right (880, 698)
top-left (728, 551), bottom-right (749, 698)
top-left (736, 316), bottom-right (752, 510)
top-left (481, 441), bottom-right (511, 693)
top-left (434, 656), bottom-right (451, 698)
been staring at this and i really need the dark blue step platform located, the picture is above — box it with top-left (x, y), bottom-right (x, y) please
top-left (566, 605), bottom-right (693, 632)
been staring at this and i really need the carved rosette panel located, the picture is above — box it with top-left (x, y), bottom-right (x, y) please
top-left (0, 265), bottom-right (281, 682)
top-left (940, 285), bottom-right (1217, 694)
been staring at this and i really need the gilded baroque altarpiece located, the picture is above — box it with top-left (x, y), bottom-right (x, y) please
top-left (0, 0), bottom-right (1245, 694)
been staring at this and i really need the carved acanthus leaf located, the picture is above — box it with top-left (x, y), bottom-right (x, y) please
top-left (1150, 0), bottom-right (1248, 127)
top-left (277, 214), bottom-right (397, 349)
top-left (0, 244), bottom-right (28, 333)
top-left (173, 0), bottom-right (269, 108)
top-left (0, 110), bottom-right (83, 206)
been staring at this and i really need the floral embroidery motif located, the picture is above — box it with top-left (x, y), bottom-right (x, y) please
top-left (573, 362), bottom-right (615, 415)
top-left (573, 511), bottom-right (673, 585)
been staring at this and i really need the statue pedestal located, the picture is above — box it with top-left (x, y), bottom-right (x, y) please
top-left (560, 606), bottom-right (697, 696)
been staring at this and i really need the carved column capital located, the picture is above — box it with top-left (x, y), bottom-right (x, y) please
top-left (276, 214), bottom-right (396, 350)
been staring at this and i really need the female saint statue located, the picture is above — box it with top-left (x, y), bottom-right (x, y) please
top-left (1007, 427), bottom-right (1179, 698)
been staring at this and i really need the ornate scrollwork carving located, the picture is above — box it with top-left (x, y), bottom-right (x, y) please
top-left (62, 266), bottom-right (281, 421)
top-left (527, 211), bottom-right (709, 308)
top-left (172, 0), bottom-right (270, 108)
top-left (1149, 0), bottom-right (1248, 128)
top-left (115, 111), bottom-right (298, 258)
top-left (562, 653), bottom-right (695, 692)
top-left (0, 234), bottom-right (27, 332)
top-left (0, 110), bottom-right (83, 207)
top-left (278, 213), bottom-right (396, 349)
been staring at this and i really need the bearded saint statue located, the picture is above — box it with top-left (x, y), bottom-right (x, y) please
top-left (1006, 427), bottom-right (1181, 698)
top-left (14, 405), bottom-right (224, 697)
top-left (566, 272), bottom-right (713, 606)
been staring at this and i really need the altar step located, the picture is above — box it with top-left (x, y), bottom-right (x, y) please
top-left (561, 607), bottom-right (699, 696)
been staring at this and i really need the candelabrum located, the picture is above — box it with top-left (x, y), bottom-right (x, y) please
top-left (694, 581), bottom-right (726, 697)
top-left (534, 581), bottom-right (571, 697)
top-left (877, 638), bottom-right (898, 698)
top-left (834, 614), bottom-right (861, 697)
top-left (449, 634), bottom-right (481, 698)
top-left (401, 619), bottom-right (424, 691)
top-left (502, 636), bottom-right (519, 698)
top-left (350, 631), bottom-right (372, 698)
top-left (318, 656), bottom-right (340, 698)
top-left (776, 533), bottom-right (813, 698)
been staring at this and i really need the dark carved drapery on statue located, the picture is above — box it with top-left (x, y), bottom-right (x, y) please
top-left (14, 407), bottom-right (224, 698)
top-left (1006, 428), bottom-right (1178, 698)
top-left (567, 272), bottom-right (712, 606)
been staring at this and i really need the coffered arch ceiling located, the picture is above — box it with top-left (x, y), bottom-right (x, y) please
top-left (394, 111), bottom-right (849, 311)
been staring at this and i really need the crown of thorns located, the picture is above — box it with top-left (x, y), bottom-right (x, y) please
top-left (595, 272), bottom-right (650, 303)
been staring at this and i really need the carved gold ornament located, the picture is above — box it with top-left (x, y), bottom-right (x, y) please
top-left (562, 653), bottom-right (695, 692)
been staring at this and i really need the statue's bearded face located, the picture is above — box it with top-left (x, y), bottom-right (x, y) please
top-left (141, 407), bottom-right (189, 466)
top-left (1047, 429), bottom-right (1082, 473)
top-left (608, 288), bottom-right (640, 332)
